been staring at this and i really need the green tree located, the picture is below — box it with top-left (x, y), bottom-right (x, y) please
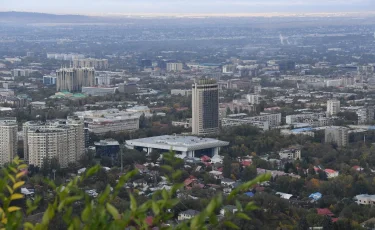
top-left (323, 216), bottom-right (333, 230)
top-left (241, 165), bottom-right (257, 182)
top-left (297, 217), bottom-right (309, 230)
top-left (223, 155), bottom-right (232, 178)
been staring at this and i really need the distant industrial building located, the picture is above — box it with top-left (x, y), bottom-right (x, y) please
top-left (192, 79), bottom-right (219, 136)
top-left (0, 118), bottom-right (17, 165)
top-left (125, 135), bottom-right (229, 158)
top-left (94, 139), bottom-right (120, 158)
top-left (325, 126), bottom-right (349, 147)
top-left (56, 67), bottom-right (95, 92)
top-left (73, 58), bottom-right (109, 70)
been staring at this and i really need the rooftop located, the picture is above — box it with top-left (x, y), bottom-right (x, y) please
top-left (126, 135), bottom-right (229, 151)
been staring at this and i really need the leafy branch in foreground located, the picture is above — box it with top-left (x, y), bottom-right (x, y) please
top-left (0, 152), bottom-right (270, 230)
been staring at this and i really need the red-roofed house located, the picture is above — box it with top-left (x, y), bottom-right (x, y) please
top-left (324, 169), bottom-right (339, 178)
top-left (317, 208), bottom-right (334, 217)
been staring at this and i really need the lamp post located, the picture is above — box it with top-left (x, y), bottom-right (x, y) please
top-left (52, 169), bottom-right (56, 181)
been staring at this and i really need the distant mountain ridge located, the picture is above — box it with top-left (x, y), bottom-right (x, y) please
top-left (0, 11), bottom-right (97, 23)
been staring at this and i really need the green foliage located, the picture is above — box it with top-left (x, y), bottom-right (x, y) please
top-left (0, 152), bottom-right (270, 230)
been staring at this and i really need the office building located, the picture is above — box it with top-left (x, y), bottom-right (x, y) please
top-left (192, 79), bottom-right (219, 135)
top-left (0, 118), bottom-right (17, 165)
top-left (56, 67), bottom-right (95, 92)
top-left (327, 99), bottom-right (340, 116)
top-left (73, 58), bottom-right (109, 70)
top-left (325, 126), bottom-right (349, 147)
top-left (43, 75), bottom-right (57, 85)
top-left (118, 83), bottom-right (137, 94)
top-left (94, 139), bottom-right (120, 158)
top-left (23, 117), bottom-right (85, 167)
top-left (166, 63), bottom-right (183, 72)
top-left (126, 135), bottom-right (229, 158)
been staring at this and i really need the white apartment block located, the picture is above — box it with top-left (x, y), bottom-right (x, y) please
top-left (0, 118), bottom-right (17, 165)
top-left (246, 94), bottom-right (260, 105)
top-left (23, 117), bottom-right (85, 167)
top-left (166, 63), bottom-right (183, 72)
top-left (73, 58), bottom-right (109, 69)
top-left (171, 89), bottom-right (192, 97)
top-left (327, 100), bottom-right (340, 116)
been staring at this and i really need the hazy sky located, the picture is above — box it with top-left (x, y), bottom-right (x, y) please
top-left (1, 0), bottom-right (374, 15)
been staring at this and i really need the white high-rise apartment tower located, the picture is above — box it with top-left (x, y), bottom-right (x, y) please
top-left (327, 99), bottom-right (340, 116)
top-left (192, 79), bottom-right (219, 136)
top-left (0, 118), bottom-right (17, 165)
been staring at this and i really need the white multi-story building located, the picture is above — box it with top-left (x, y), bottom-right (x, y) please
top-left (166, 63), bottom-right (183, 72)
top-left (73, 58), bottom-right (108, 70)
top-left (355, 194), bottom-right (375, 205)
top-left (95, 75), bottom-right (111, 86)
top-left (279, 145), bottom-right (302, 161)
top-left (23, 117), bottom-right (85, 167)
top-left (192, 79), bottom-right (219, 135)
top-left (74, 109), bottom-right (141, 135)
top-left (325, 126), bottom-right (349, 147)
top-left (0, 118), bottom-right (17, 165)
top-left (246, 94), bottom-right (260, 105)
top-left (171, 89), bottom-right (192, 97)
top-left (327, 99), bottom-right (340, 116)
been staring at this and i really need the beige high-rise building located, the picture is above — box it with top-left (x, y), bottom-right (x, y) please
top-left (73, 58), bottom-right (109, 69)
top-left (325, 126), bottom-right (349, 147)
top-left (327, 99), bottom-right (340, 116)
top-left (0, 118), bottom-right (17, 165)
top-left (56, 67), bottom-right (95, 92)
top-left (23, 117), bottom-right (85, 168)
top-left (192, 79), bottom-right (219, 136)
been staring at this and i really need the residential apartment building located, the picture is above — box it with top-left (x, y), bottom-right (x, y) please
top-left (171, 89), bottom-right (192, 97)
top-left (23, 117), bottom-right (85, 167)
top-left (56, 67), bottom-right (95, 92)
top-left (0, 118), bottom-right (17, 165)
top-left (166, 62), bottom-right (183, 72)
top-left (246, 94), bottom-right (260, 105)
top-left (325, 126), bottom-right (349, 147)
top-left (192, 79), bottom-right (219, 135)
top-left (327, 99), bottom-right (340, 116)
top-left (73, 58), bottom-right (109, 69)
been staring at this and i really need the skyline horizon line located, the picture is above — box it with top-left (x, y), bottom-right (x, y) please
top-left (2, 10), bottom-right (375, 18)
